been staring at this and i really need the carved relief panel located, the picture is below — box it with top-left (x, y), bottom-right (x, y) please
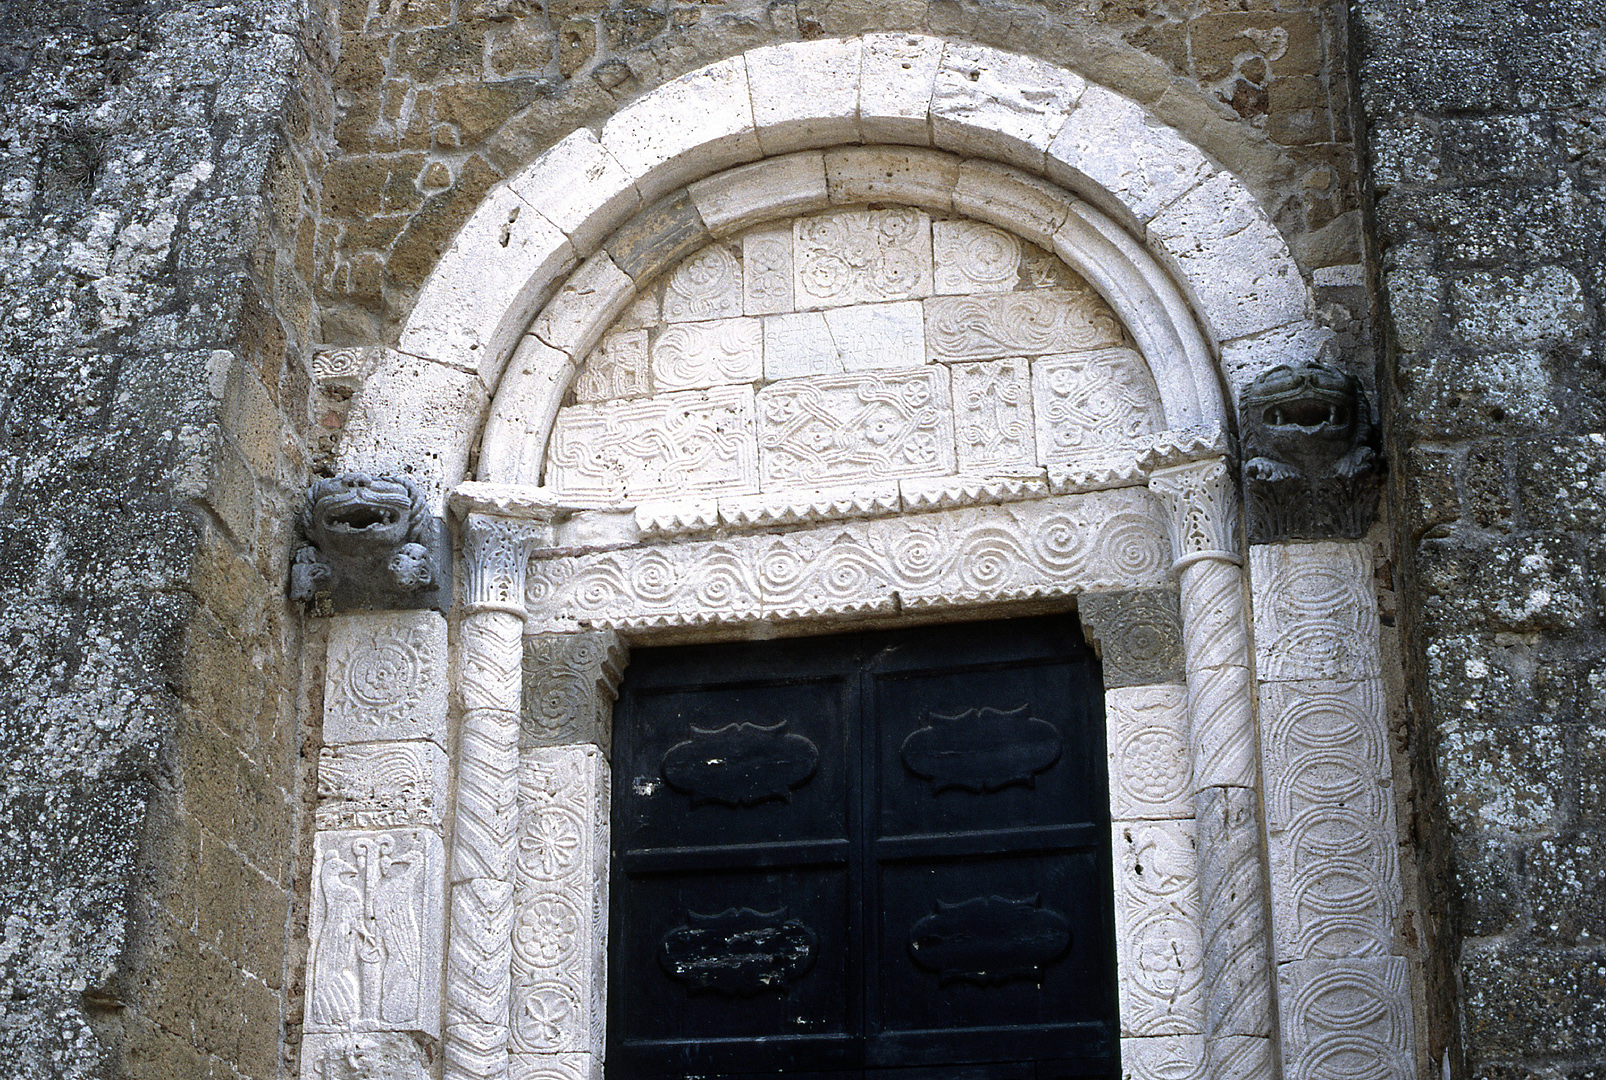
top-left (547, 206), bottom-right (1151, 506)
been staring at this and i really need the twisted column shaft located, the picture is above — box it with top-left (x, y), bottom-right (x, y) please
top-left (1150, 459), bottom-right (1278, 1080)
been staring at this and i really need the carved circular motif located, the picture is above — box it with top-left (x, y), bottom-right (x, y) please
top-left (629, 550), bottom-right (679, 603)
top-left (1099, 511), bottom-right (1168, 581)
top-left (333, 628), bottom-right (432, 723)
top-left (888, 531), bottom-right (944, 585)
top-left (513, 893), bottom-right (584, 969)
top-left (1119, 727), bottom-right (1189, 806)
top-left (517, 808), bottom-right (585, 881)
top-left (512, 980), bottom-right (581, 1052)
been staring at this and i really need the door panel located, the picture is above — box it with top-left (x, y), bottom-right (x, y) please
top-left (608, 616), bottom-right (1117, 1080)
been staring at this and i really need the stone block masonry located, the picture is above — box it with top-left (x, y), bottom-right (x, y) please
top-left (1358, 0), bottom-right (1606, 1075)
top-left (0, 0), bottom-right (329, 1077)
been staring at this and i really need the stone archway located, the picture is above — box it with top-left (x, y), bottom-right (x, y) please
top-left (305, 35), bottom-right (1418, 1080)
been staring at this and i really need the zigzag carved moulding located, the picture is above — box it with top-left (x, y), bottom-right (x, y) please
top-left (524, 490), bottom-right (1171, 630)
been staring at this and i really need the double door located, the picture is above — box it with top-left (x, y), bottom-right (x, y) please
top-left (607, 615), bottom-right (1118, 1080)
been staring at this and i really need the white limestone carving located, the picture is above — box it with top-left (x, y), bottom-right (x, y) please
top-left (1195, 787), bottom-right (1273, 1042)
top-left (512, 747), bottom-right (610, 1056)
top-left (1278, 958), bottom-right (1415, 1080)
top-left (302, 1032), bottom-right (431, 1080)
top-left (951, 358), bottom-right (1036, 471)
top-left (306, 829), bottom-right (444, 1037)
top-left (1031, 349), bottom-right (1164, 464)
top-left (762, 310), bottom-right (843, 379)
top-left (574, 328), bottom-right (651, 403)
top-left (547, 386), bottom-right (759, 501)
top-left (661, 243), bottom-right (744, 323)
top-left (924, 288), bottom-right (1124, 361)
top-left (824, 145), bottom-right (960, 209)
top-left (524, 490), bottom-right (1171, 630)
top-left (793, 207), bottom-right (934, 308)
top-left (688, 153), bottom-right (830, 239)
top-left (311, 346), bottom-right (377, 391)
top-left (742, 224), bottom-right (795, 315)
top-left (650, 317), bottom-right (763, 392)
top-left (1119, 1035), bottom-right (1208, 1080)
top-left (509, 1052), bottom-right (598, 1080)
top-left (900, 472), bottom-right (1050, 510)
top-left (635, 498), bottom-right (721, 538)
top-left (523, 632), bottom-right (627, 749)
top-left (933, 219), bottom-right (1022, 294)
top-left (719, 482), bottom-right (901, 529)
top-left (1250, 542), bottom-right (1382, 682)
top-left (317, 741), bottom-right (450, 830)
top-left (1113, 820), bottom-right (1205, 1037)
top-left (324, 612), bottom-right (449, 749)
top-left (756, 367), bottom-right (954, 487)
top-left (1148, 458), bottom-right (1240, 567)
top-left (1105, 685), bottom-right (1192, 821)
top-left (823, 301), bottom-right (927, 371)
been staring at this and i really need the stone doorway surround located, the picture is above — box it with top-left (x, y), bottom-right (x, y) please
top-left (301, 36), bottom-right (1421, 1080)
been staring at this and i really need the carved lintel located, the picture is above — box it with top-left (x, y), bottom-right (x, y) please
top-left (1239, 360), bottom-right (1381, 543)
top-left (291, 473), bottom-right (451, 614)
top-left (464, 514), bottom-right (553, 616)
top-left (1147, 457), bottom-right (1240, 571)
top-left (523, 632), bottom-right (628, 751)
top-left (1078, 588), bottom-right (1185, 688)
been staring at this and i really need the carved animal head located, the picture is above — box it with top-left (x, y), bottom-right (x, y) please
top-left (298, 473), bottom-right (429, 560)
top-left (1242, 361), bottom-right (1371, 454)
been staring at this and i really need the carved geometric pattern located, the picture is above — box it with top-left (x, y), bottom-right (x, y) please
top-left (756, 367), bottom-right (954, 487)
top-left (794, 207), bottom-right (933, 308)
top-left (1184, 661), bottom-right (1256, 792)
top-left (1112, 820), bottom-right (1205, 1036)
top-left (924, 288), bottom-right (1124, 361)
top-left (932, 219), bottom-right (1022, 295)
top-left (1119, 1035), bottom-right (1208, 1080)
top-left (1178, 556), bottom-right (1252, 674)
top-left (1104, 686), bottom-right (1192, 821)
top-left (650, 318), bottom-right (762, 392)
top-left (512, 748), bottom-right (610, 1057)
top-left (445, 1021), bottom-right (508, 1080)
top-left (574, 328), bottom-right (651, 402)
top-left (1249, 542), bottom-right (1381, 682)
top-left (524, 491), bottom-right (1172, 631)
top-left (1032, 348), bottom-right (1163, 464)
top-left (547, 386), bottom-right (759, 501)
top-left (742, 224), bottom-right (794, 315)
top-left (1078, 588), bottom-right (1185, 688)
top-left (306, 828), bottom-right (444, 1036)
top-left (324, 611), bottom-right (449, 747)
top-left (317, 741), bottom-right (450, 830)
top-left (950, 359), bottom-right (1035, 471)
top-left (1195, 786), bottom-right (1274, 1041)
top-left (662, 242), bottom-right (743, 322)
top-left (1278, 958), bottom-right (1414, 1080)
top-left (509, 1051), bottom-right (597, 1080)
top-left (1207, 1034), bottom-right (1276, 1080)
top-left (1260, 679), bottom-right (1399, 963)
top-left (522, 632), bottom-right (627, 750)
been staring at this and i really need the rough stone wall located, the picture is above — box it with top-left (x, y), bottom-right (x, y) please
top-left (313, 0), bottom-right (1367, 346)
top-left (0, 0), bottom-right (329, 1076)
top-left (1358, 0), bottom-right (1606, 1075)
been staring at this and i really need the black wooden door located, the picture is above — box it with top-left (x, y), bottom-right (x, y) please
top-left (608, 615), bottom-right (1117, 1080)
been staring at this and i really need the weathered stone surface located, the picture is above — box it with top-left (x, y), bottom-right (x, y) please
top-left (324, 611), bottom-right (451, 748)
top-left (1079, 588), bottom-right (1185, 688)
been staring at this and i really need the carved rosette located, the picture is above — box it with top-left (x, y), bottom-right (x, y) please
top-left (523, 632), bottom-right (628, 750)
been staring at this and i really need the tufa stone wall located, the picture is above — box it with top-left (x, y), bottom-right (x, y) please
top-left (0, 0), bottom-right (329, 1076)
top-left (1359, 0), bottom-right (1606, 1075)
top-left (313, 0), bottom-right (1368, 346)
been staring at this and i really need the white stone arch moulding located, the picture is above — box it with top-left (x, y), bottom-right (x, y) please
top-left (310, 33), bottom-right (1420, 1080)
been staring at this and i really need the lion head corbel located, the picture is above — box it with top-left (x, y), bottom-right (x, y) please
top-left (291, 473), bottom-right (448, 612)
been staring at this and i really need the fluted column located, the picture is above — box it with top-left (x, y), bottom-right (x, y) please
top-left (447, 513), bottom-right (552, 1080)
top-left (1148, 458), bottom-right (1278, 1079)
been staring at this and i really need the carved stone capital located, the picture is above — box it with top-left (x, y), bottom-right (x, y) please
top-left (463, 514), bottom-right (553, 616)
top-left (523, 632), bottom-right (628, 750)
top-left (1078, 588), bottom-right (1184, 688)
top-left (1147, 457), bottom-right (1241, 570)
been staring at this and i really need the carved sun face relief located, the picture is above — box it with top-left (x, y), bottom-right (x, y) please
top-left (543, 207), bottom-right (1163, 506)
